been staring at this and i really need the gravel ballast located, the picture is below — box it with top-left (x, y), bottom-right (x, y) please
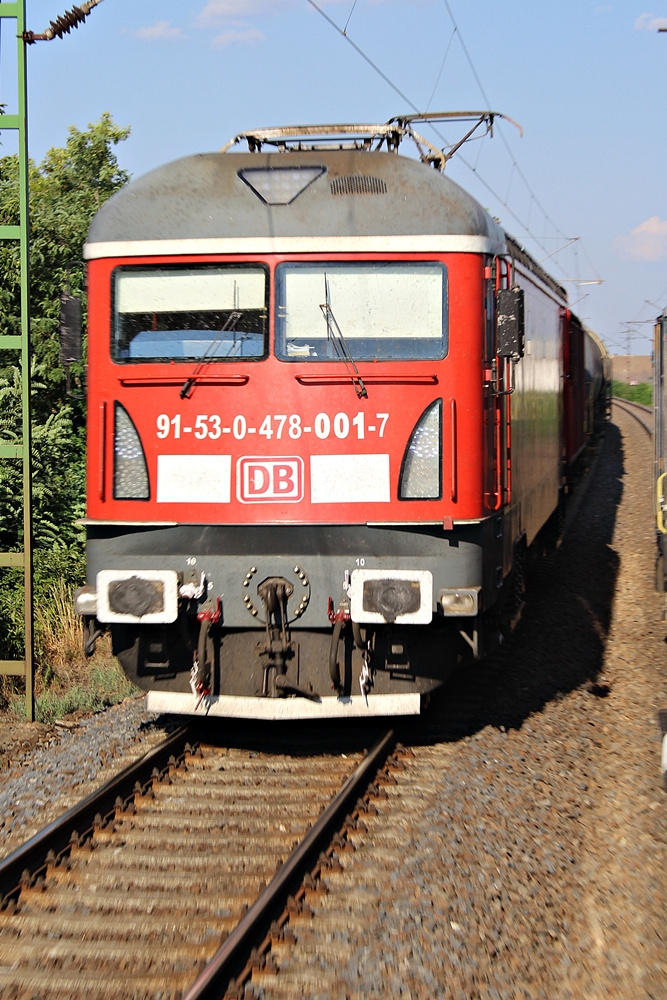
top-left (246, 406), bottom-right (666, 999)
top-left (0, 698), bottom-right (168, 859)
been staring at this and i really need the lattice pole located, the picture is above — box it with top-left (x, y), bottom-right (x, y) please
top-left (0, 0), bottom-right (34, 720)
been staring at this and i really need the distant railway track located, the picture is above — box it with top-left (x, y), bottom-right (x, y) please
top-left (0, 725), bottom-right (400, 1000)
top-left (612, 396), bottom-right (653, 435)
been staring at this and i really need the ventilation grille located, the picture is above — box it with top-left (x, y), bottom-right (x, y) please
top-left (330, 175), bottom-right (387, 196)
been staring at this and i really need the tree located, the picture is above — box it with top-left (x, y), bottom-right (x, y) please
top-left (0, 113), bottom-right (130, 555)
top-left (0, 116), bottom-right (131, 688)
top-left (0, 112), bottom-right (130, 420)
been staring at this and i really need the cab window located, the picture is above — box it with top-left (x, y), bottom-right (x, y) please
top-left (275, 261), bottom-right (448, 361)
top-left (112, 264), bottom-right (268, 362)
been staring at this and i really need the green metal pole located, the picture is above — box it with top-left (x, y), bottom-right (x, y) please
top-left (0, 1), bottom-right (34, 720)
top-left (0, 1), bottom-right (104, 721)
top-left (17, 0), bottom-right (34, 722)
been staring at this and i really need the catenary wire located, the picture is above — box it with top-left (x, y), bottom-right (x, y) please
top-left (306, 0), bottom-right (420, 114)
top-left (440, 0), bottom-right (573, 246)
top-left (342, 0), bottom-right (359, 36)
top-left (425, 24), bottom-right (457, 113)
top-left (306, 0), bottom-right (591, 281)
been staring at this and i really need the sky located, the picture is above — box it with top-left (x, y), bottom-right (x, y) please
top-left (4, 0), bottom-right (667, 355)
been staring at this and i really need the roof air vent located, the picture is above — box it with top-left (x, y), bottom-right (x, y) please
top-left (330, 175), bottom-right (387, 196)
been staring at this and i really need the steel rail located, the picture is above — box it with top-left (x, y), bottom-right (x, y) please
top-left (0, 725), bottom-right (192, 908)
top-left (612, 396), bottom-right (653, 436)
top-left (181, 727), bottom-right (397, 1000)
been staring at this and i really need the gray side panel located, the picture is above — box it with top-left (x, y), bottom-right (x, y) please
top-left (511, 265), bottom-right (562, 545)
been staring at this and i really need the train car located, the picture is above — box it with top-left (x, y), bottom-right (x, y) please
top-left (564, 316), bottom-right (609, 469)
top-left (584, 324), bottom-right (610, 436)
top-left (563, 312), bottom-right (587, 468)
top-left (73, 114), bottom-right (602, 721)
top-left (655, 310), bottom-right (667, 592)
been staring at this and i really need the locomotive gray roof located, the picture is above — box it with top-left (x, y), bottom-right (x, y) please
top-left (85, 149), bottom-right (506, 256)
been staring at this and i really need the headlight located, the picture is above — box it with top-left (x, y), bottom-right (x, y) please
top-left (439, 588), bottom-right (479, 616)
top-left (114, 402), bottom-right (149, 499)
top-left (74, 585), bottom-right (97, 616)
top-left (399, 399), bottom-right (442, 499)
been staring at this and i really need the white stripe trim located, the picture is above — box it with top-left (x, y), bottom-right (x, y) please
top-left (76, 519), bottom-right (178, 527)
top-left (84, 234), bottom-right (502, 260)
top-left (146, 690), bottom-right (422, 720)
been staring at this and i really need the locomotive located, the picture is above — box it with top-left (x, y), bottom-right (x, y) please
top-left (73, 113), bottom-right (607, 720)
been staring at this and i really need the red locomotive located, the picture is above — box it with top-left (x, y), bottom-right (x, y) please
top-left (74, 114), bottom-right (607, 720)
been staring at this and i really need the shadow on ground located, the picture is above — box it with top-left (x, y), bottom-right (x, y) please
top-left (406, 421), bottom-right (624, 745)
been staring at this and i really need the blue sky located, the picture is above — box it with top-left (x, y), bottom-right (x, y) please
top-left (11, 1), bottom-right (667, 355)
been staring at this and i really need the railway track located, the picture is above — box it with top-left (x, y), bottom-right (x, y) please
top-left (1, 400), bottom-right (663, 998)
top-left (0, 725), bottom-right (403, 999)
top-left (612, 395), bottom-right (653, 435)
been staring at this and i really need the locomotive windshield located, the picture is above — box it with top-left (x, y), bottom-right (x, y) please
top-left (275, 261), bottom-right (448, 361)
top-left (112, 264), bottom-right (268, 362)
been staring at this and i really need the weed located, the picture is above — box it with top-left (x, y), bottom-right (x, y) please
top-left (612, 380), bottom-right (652, 407)
top-left (36, 575), bottom-right (88, 672)
top-left (0, 564), bottom-right (139, 721)
top-left (6, 636), bottom-right (138, 724)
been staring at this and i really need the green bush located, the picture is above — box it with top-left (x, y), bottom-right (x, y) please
top-left (0, 116), bottom-right (131, 718)
top-left (8, 659), bottom-right (137, 724)
top-left (611, 380), bottom-right (652, 406)
top-left (0, 549), bottom-right (85, 663)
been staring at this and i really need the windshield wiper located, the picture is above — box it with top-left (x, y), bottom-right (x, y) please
top-left (180, 310), bottom-right (243, 399)
top-left (319, 275), bottom-right (368, 399)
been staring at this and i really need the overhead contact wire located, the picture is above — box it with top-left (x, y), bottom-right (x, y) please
top-left (440, 0), bottom-right (570, 244)
top-left (306, 0), bottom-right (421, 114)
top-left (342, 0), bottom-right (359, 36)
top-left (307, 0), bottom-right (591, 281)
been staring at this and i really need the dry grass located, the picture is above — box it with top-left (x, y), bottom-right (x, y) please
top-left (36, 576), bottom-right (86, 673)
top-left (1, 579), bottom-right (138, 723)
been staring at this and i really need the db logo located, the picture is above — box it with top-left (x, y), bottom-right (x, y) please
top-left (237, 457), bottom-right (304, 503)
